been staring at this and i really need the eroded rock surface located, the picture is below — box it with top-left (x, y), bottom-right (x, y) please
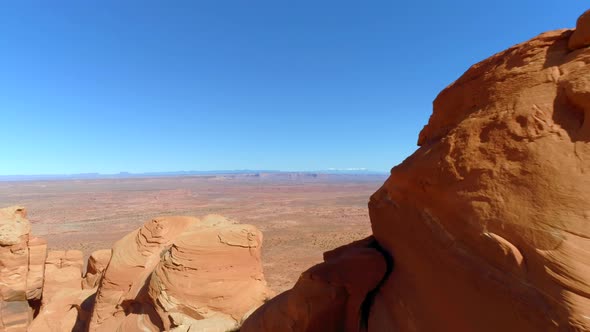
top-left (569, 9), bottom-right (590, 50)
top-left (88, 216), bottom-right (197, 331)
top-left (26, 237), bottom-right (47, 303)
top-left (243, 9), bottom-right (590, 332)
top-left (241, 237), bottom-right (388, 332)
top-left (82, 249), bottom-right (111, 290)
top-left (147, 215), bottom-right (271, 331)
top-left (87, 215), bottom-right (270, 332)
top-left (28, 289), bottom-right (96, 332)
top-left (42, 250), bottom-right (84, 306)
top-left (0, 209), bottom-right (269, 332)
top-left (371, 13), bottom-right (590, 332)
top-left (0, 207), bottom-right (45, 332)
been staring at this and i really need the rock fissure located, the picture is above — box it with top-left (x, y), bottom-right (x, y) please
top-left (359, 239), bottom-right (394, 331)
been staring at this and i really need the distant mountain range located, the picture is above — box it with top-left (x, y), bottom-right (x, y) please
top-left (0, 169), bottom-right (388, 182)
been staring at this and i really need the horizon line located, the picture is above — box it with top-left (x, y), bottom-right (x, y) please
top-left (0, 169), bottom-right (390, 181)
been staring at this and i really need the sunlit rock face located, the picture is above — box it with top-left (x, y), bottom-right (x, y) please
top-left (82, 249), bottom-right (111, 290)
top-left (242, 9), bottom-right (590, 332)
top-left (42, 250), bottom-right (84, 307)
top-left (0, 207), bottom-right (269, 332)
top-left (88, 215), bottom-right (271, 332)
top-left (0, 206), bottom-right (45, 332)
top-left (146, 215), bottom-right (271, 332)
top-left (369, 11), bottom-right (590, 332)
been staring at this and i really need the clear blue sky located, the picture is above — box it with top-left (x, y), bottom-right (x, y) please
top-left (1, 1), bottom-right (587, 174)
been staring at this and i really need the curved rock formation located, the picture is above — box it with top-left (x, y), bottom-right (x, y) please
top-left (569, 9), bottom-right (590, 50)
top-left (241, 236), bottom-right (388, 332)
top-left (82, 249), bottom-right (112, 290)
top-left (88, 216), bottom-right (197, 331)
top-left (112, 215), bottom-right (271, 332)
top-left (369, 13), bottom-right (590, 332)
top-left (88, 215), bottom-right (270, 332)
top-left (28, 289), bottom-right (95, 332)
top-left (146, 215), bottom-right (271, 331)
top-left (0, 208), bottom-right (269, 332)
top-left (243, 9), bottom-right (590, 332)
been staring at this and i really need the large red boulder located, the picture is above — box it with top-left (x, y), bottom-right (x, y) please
top-left (243, 9), bottom-right (590, 332)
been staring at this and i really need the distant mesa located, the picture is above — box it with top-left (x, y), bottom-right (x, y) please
top-left (0, 170), bottom-right (387, 182)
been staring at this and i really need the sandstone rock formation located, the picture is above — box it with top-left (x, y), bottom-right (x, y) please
top-left (88, 216), bottom-right (197, 331)
top-left (0, 208), bottom-right (269, 332)
top-left (242, 9), bottom-right (590, 332)
top-left (42, 250), bottom-right (84, 305)
top-left (146, 215), bottom-right (270, 331)
top-left (91, 215), bottom-right (271, 332)
top-left (569, 9), bottom-right (590, 50)
top-left (0, 206), bottom-right (46, 332)
top-left (241, 236), bottom-right (388, 332)
top-left (25, 237), bottom-right (47, 304)
top-left (82, 249), bottom-right (111, 290)
top-left (28, 289), bottom-right (95, 332)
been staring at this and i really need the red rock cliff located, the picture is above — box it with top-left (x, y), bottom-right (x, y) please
top-left (243, 9), bottom-right (590, 332)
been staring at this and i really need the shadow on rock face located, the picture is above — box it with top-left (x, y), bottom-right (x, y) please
top-left (240, 236), bottom-right (391, 332)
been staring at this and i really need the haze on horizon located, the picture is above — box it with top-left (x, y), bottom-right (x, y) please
top-left (1, 1), bottom-right (586, 175)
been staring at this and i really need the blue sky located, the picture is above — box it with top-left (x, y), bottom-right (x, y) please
top-left (1, 1), bottom-right (587, 174)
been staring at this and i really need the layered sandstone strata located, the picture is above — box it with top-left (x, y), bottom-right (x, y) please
top-left (88, 215), bottom-right (271, 332)
top-left (0, 208), bottom-right (270, 332)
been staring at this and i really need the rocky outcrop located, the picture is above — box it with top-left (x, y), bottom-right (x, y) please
top-left (0, 207), bottom-right (46, 332)
top-left (28, 289), bottom-right (95, 332)
top-left (88, 216), bottom-right (197, 331)
top-left (86, 215), bottom-right (270, 332)
top-left (368, 12), bottom-right (590, 332)
top-left (241, 236), bottom-right (388, 332)
top-left (82, 249), bottom-right (111, 290)
top-left (25, 237), bottom-right (47, 303)
top-left (569, 9), bottom-right (590, 50)
top-left (42, 250), bottom-right (84, 305)
top-left (0, 208), bottom-right (269, 332)
top-left (243, 9), bottom-right (590, 332)
top-left (146, 215), bottom-right (271, 331)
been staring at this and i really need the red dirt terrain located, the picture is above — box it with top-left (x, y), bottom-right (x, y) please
top-left (0, 173), bottom-right (384, 294)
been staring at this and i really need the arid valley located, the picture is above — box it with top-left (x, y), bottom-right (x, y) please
top-left (0, 173), bottom-right (384, 294)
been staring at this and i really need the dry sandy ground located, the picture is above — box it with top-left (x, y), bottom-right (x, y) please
top-left (0, 173), bottom-right (385, 293)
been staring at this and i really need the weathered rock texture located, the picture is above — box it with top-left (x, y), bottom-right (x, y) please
top-left (569, 9), bottom-right (590, 50)
top-left (88, 215), bottom-right (270, 332)
top-left (42, 250), bottom-right (84, 306)
top-left (82, 249), bottom-right (111, 290)
top-left (0, 209), bottom-right (269, 332)
top-left (25, 237), bottom-right (47, 303)
top-left (243, 9), bottom-right (590, 332)
top-left (146, 215), bottom-right (271, 331)
top-left (28, 289), bottom-right (96, 332)
top-left (241, 236), bottom-right (388, 332)
top-left (88, 216), bottom-right (197, 331)
top-left (0, 207), bottom-right (46, 332)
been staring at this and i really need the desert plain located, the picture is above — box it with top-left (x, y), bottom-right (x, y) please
top-left (0, 173), bottom-right (385, 293)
